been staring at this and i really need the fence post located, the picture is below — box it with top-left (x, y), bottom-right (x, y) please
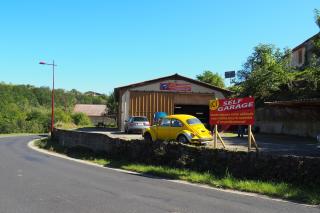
top-left (214, 124), bottom-right (218, 149)
top-left (248, 125), bottom-right (252, 151)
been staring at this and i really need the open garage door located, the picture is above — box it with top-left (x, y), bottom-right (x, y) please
top-left (174, 105), bottom-right (209, 128)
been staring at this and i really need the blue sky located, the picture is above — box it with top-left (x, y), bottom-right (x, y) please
top-left (0, 0), bottom-right (319, 94)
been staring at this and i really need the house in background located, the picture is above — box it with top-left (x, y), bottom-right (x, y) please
top-left (84, 91), bottom-right (104, 97)
top-left (291, 32), bottom-right (320, 68)
top-left (74, 104), bottom-right (108, 126)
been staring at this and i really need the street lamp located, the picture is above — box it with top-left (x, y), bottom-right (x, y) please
top-left (39, 60), bottom-right (57, 134)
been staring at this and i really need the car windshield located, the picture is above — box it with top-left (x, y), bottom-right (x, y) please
top-left (133, 117), bottom-right (148, 122)
top-left (186, 118), bottom-right (202, 125)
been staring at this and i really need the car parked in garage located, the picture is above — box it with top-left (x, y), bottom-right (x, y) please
top-left (143, 114), bottom-right (213, 144)
top-left (124, 116), bottom-right (150, 133)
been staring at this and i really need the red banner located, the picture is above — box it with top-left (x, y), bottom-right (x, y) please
top-left (209, 97), bottom-right (255, 125)
top-left (160, 82), bottom-right (192, 92)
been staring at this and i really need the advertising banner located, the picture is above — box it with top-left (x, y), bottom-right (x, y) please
top-left (160, 82), bottom-right (192, 92)
top-left (209, 97), bottom-right (255, 125)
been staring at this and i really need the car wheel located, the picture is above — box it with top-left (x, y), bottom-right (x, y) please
top-left (178, 135), bottom-right (188, 144)
top-left (144, 133), bottom-right (153, 143)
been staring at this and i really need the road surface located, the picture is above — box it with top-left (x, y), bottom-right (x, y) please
top-left (0, 135), bottom-right (318, 213)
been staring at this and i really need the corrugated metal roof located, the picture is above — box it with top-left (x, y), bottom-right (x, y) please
top-left (73, 104), bottom-right (107, 116)
top-left (265, 98), bottom-right (320, 107)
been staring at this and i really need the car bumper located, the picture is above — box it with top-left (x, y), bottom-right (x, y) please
top-left (128, 126), bottom-right (150, 132)
top-left (191, 137), bottom-right (213, 144)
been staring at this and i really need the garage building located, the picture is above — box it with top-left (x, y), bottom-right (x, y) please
top-left (114, 74), bottom-right (231, 131)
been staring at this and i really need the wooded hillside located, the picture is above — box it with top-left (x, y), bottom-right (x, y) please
top-left (0, 82), bottom-right (108, 133)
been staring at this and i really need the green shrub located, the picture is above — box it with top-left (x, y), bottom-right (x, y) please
top-left (54, 108), bottom-right (72, 123)
top-left (72, 112), bottom-right (92, 126)
top-left (26, 108), bottom-right (51, 132)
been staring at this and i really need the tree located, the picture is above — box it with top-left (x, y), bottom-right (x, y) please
top-left (196, 71), bottom-right (225, 88)
top-left (234, 44), bottom-right (293, 105)
top-left (0, 82), bottom-right (108, 133)
top-left (315, 9), bottom-right (320, 29)
top-left (313, 9), bottom-right (320, 56)
top-left (106, 92), bottom-right (118, 115)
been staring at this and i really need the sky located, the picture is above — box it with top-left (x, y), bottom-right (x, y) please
top-left (0, 0), bottom-right (319, 94)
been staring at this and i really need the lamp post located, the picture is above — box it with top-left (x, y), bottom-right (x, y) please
top-left (39, 60), bottom-right (57, 134)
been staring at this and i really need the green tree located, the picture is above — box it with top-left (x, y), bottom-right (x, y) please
top-left (196, 71), bottom-right (225, 88)
top-left (313, 9), bottom-right (320, 57)
top-left (0, 82), bottom-right (108, 133)
top-left (315, 9), bottom-right (320, 29)
top-left (235, 44), bottom-right (293, 105)
top-left (106, 92), bottom-right (117, 115)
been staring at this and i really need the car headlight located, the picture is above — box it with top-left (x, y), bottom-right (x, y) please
top-left (190, 133), bottom-right (195, 138)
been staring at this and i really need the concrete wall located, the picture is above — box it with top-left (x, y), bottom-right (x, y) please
top-left (53, 129), bottom-right (320, 186)
top-left (255, 107), bottom-right (320, 138)
top-left (120, 90), bottom-right (130, 131)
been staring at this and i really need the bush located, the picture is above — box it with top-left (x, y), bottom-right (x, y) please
top-left (72, 112), bottom-right (92, 126)
top-left (26, 108), bottom-right (51, 132)
top-left (54, 108), bottom-right (72, 123)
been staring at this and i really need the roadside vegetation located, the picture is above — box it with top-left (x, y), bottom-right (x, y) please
top-left (0, 133), bottom-right (37, 137)
top-left (0, 83), bottom-right (110, 133)
top-left (35, 138), bottom-right (320, 205)
top-left (227, 10), bottom-right (320, 106)
top-left (196, 10), bottom-right (320, 107)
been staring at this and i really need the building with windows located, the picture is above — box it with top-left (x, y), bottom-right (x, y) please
top-left (291, 32), bottom-right (319, 68)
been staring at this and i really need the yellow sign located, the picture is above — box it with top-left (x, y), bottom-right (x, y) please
top-left (209, 99), bottom-right (219, 110)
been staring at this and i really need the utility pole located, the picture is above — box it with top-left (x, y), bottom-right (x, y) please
top-left (39, 60), bottom-right (57, 134)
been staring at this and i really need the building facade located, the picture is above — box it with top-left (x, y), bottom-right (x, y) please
top-left (114, 74), bottom-right (231, 131)
top-left (73, 104), bottom-right (108, 126)
top-left (291, 33), bottom-right (319, 68)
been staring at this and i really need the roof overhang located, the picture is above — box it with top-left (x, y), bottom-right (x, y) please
top-left (265, 99), bottom-right (320, 107)
top-left (114, 73), bottom-right (232, 101)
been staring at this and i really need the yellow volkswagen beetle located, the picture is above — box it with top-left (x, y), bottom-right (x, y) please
top-left (143, 114), bottom-right (213, 144)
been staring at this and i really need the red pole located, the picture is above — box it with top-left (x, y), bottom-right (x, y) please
top-left (51, 60), bottom-right (55, 134)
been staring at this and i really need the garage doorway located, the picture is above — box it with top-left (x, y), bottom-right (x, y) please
top-left (174, 105), bottom-right (209, 128)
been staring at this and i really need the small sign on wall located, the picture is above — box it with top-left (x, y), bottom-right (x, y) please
top-left (160, 82), bottom-right (192, 92)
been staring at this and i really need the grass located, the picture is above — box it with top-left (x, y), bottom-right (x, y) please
top-left (0, 133), bottom-right (38, 138)
top-left (34, 138), bottom-right (320, 205)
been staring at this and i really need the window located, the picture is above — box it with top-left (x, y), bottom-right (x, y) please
top-left (133, 117), bottom-right (148, 122)
top-left (187, 118), bottom-right (202, 125)
top-left (298, 49), bottom-right (303, 64)
top-left (160, 118), bottom-right (171, 127)
top-left (171, 119), bottom-right (183, 127)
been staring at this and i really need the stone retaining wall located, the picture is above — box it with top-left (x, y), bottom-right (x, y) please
top-left (255, 106), bottom-right (320, 138)
top-left (53, 128), bottom-right (320, 186)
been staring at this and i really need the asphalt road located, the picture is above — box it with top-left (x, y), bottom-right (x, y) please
top-left (0, 136), bottom-right (318, 213)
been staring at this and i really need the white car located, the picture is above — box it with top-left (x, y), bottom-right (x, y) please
top-left (124, 116), bottom-right (150, 134)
